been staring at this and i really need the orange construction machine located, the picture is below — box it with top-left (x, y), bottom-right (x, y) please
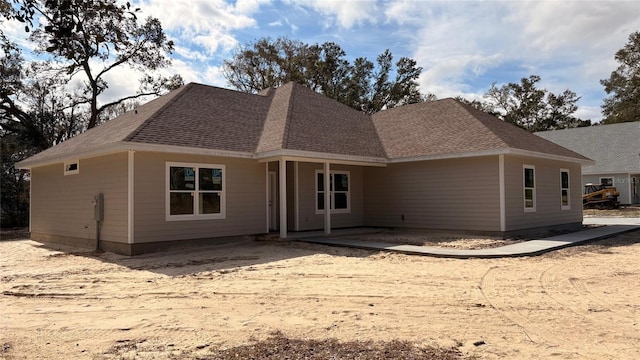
top-left (583, 183), bottom-right (620, 209)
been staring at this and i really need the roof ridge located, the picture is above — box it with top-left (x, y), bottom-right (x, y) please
top-left (123, 84), bottom-right (194, 142)
top-left (282, 82), bottom-right (299, 149)
top-left (536, 120), bottom-right (640, 134)
top-left (454, 99), bottom-right (590, 160)
top-left (256, 82), bottom-right (295, 152)
top-left (450, 99), bottom-right (510, 148)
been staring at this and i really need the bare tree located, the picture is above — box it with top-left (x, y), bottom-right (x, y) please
top-left (223, 36), bottom-right (429, 114)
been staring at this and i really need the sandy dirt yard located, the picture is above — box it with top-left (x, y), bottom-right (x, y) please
top-left (1, 231), bottom-right (639, 360)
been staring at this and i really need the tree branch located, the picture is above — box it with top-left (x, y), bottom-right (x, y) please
top-left (96, 91), bottom-right (158, 113)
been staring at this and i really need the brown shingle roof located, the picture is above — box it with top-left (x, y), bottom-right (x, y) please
top-left (18, 82), bottom-right (589, 168)
top-left (18, 84), bottom-right (190, 166)
top-left (372, 98), bottom-right (590, 161)
top-left (283, 83), bottom-right (386, 157)
top-left (256, 83), bottom-right (294, 153)
top-left (126, 83), bottom-right (270, 153)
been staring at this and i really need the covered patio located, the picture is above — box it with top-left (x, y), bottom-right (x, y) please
top-left (260, 156), bottom-right (386, 239)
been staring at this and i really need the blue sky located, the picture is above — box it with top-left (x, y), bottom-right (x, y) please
top-left (5, 0), bottom-right (640, 122)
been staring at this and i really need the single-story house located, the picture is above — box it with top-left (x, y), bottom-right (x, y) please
top-left (17, 82), bottom-right (592, 255)
top-left (536, 122), bottom-right (640, 205)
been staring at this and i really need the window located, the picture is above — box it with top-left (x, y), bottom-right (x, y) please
top-left (316, 170), bottom-right (350, 214)
top-left (166, 162), bottom-right (225, 220)
top-left (523, 165), bottom-right (536, 212)
top-left (64, 160), bottom-right (79, 175)
top-left (600, 177), bottom-right (614, 187)
top-left (561, 169), bottom-right (570, 210)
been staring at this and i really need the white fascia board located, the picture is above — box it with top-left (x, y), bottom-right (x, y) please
top-left (16, 143), bottom-right (126, 169)
top-left (389, 148), bottom-right (593, 165)
top-left (16, 141), bottom-right (255, 169)
top-left (123, 142), bottom-right (255, 159)
top-left (17, 140), bottom-right (591, 170)
top-left (507, 148), bottom-right (595, 166)
top-left (582, 170), bottom-right (636, 176)
top-left (389, 149), bottom-right (505, 163)
top-left (256, 149), bottom-right (387, 167)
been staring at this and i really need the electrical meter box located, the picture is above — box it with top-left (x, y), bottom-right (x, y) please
top-left (93, 193), bottom-right (104, 222)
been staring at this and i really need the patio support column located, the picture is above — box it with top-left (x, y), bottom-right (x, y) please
top-left (279, 159), bottom-right (287, 239)
top-left (324, 162), bottom-right (331, 235)
top-left (499, 154), bottom-right (506, 232)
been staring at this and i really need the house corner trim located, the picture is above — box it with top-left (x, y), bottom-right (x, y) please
top-left (499, 154), bottom-right (506, 232)
top-left (128, 150), bottom-right (135, 244)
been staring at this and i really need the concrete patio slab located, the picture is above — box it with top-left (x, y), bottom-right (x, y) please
top-left (583, 217), bottom-right (640, 226)
top-left (298, 221), bottom-right (640, 259)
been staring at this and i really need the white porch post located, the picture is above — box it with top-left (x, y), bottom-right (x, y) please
top-left (499, 154), bottom-right (506, 232)
top-left (324, 162), bottom-right (331, 235)
top-left (265, 162), bottom-right (269, 234)
top-left (279, 159), bottom-right (287, 239)
top-left (294, 161), bottom-right (299, 231)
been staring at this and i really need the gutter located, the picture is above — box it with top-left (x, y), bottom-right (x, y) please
top-left (16, 142), bottom-right (255, 169)
top-left (16, 142), bottom-right (594, 170)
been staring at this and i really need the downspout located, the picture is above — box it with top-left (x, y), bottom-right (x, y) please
top-left (93, 193), bottom-right (104, 251)
top-left (96, 219), bottom-right (101, 251)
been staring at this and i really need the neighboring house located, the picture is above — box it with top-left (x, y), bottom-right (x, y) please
top-left (17, 82), bottom-right (592, 255)
top-left (536, 122), bottom-right (640, 205)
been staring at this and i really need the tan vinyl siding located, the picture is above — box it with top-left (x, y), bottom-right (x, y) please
top-left (363, 156), bottom-right (500, 231)
top-left (30, 152), bottom-right (128, 244)
top-left (133, 152), bottom-right (266, 243)
top-left (296, 163), bottom-right (364, 231)
top-left (504, 155), bottom-right (582, 231)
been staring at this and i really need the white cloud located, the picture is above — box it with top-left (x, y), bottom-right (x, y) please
top-left (127, 0), bottom-right (273, 91)
top-left (235, 0), bottom-right (271, 14)
top-left (382, 0), bottom-right (639, 122)
top-left (286, 0), bottom-right (378, 28)
top-left (395, 2), bottom-right (513, 95)
top-left (135, 0), bottom-right (265, 54)
top-left (267, 16), bottom-right (299, 34)
top-left (384, 0), bottom-right (431, 26)
top-left (6, 0), bottom-right (638, 125)
top-left (202, 65), bottom-right (229, 87)
top-left (167, 59), bottom-right (206, 85)
top-left (575, 105), bottom-right (602, 123)
top-left (419, 53), bottom-right (505, 98)
top-left (99, 66), bottom-right (147, 106)
top-left (174, 46), bottom-right (209, 62)
top-left (507, 1), bottom-right (639, 56)
top-left (2, 17), bottom-right (47, 63)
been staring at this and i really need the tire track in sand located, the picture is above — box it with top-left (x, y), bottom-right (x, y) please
top-left (479, 266), bottom-right (552, 345)
top-left (480, 264), bottom-right (618, 359)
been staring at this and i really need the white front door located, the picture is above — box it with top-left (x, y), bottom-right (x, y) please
top-left (268, 172), bottom-right (277, 230)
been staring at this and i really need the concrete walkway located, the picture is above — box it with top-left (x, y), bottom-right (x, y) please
top-left (299, 218), bottom-right (640, 259)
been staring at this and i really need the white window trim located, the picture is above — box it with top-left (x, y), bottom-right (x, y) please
top-left (315, 170), bottom-right (351, 215)
top-left (599, 177), bottom-right (614, 187)
top-left (166, 162), bottom-right (226, 221)
top-left (560, 168), bottom-right (570, 210)
top-left (523, 165), bottom-right (536, 213)
top-left (64, 160), bottom-right (79, 175)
